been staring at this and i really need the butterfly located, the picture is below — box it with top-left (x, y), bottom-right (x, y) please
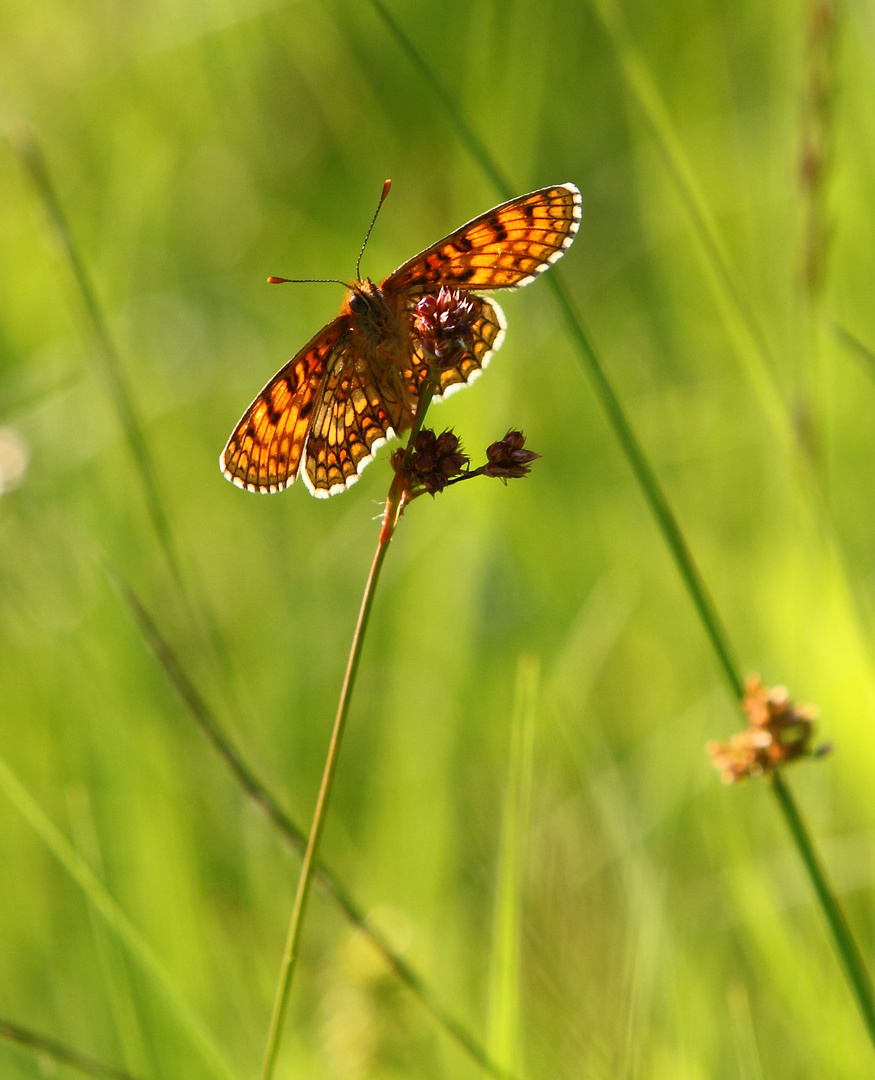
top-left (220, 183), bottom-right (581, 497)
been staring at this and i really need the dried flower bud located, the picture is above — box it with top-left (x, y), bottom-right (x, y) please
top-left (392, 428), bottom-right (469, 495)
top-left (707, 675), bottom-right (825, 785)
top-left (482, 430), bottom-right (540, 482)
top-left (413, 287), bottom-right (475, 365)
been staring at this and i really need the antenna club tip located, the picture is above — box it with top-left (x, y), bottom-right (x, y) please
top-left (267, 276), bottom-right (289, 284)
top-left (381, 179), bottom-right (392, 200)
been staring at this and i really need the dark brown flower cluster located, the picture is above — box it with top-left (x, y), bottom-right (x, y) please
top-left (391, 427), bottom-right (541, 501)
top-left (391, 429), bottom-right (469, 496)
top-left (413, 287), bottom-right (475, 364)
top-left (707, 675), bottom-right (824, 785)
top-left (483, 430), bottom-right (541, 482)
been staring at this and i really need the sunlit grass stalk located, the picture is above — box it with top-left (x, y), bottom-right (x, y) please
top-left (371, 0), bottom-right (875, 1050)
top-left (260, 383), bottom-right (437, 1080)
top-left (0, 753), bottom-right (236, 1080)
top-left (487, 656), bottom-right (539, 1075)
top-left (0, 1017), bottom-right (146, 1080)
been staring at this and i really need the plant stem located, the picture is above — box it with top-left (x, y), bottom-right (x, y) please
top-left (770, 773), bottom-right (875, 1041)
top-left (546, 276), bottom-right (744, 701)
top-left (259, 524), bottom-right (392, 1080)
top-left (260, 384), bottom-right (437, 1080)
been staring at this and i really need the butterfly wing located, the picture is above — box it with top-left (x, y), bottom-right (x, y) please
top-left (220, 317), bottom-right (350, 493)
top-left (302, 340), bottom-right (408, 498)
top-left (383, 184), bottom-right (581, 296)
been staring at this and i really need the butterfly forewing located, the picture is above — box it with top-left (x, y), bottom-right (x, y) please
top-left (383, 184), bottom-right (581, 296)
top-left (220, 319), bottom-right (349, 493)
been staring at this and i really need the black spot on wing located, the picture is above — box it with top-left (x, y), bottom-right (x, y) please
top-left (488, 215), bottom-right (508, 242)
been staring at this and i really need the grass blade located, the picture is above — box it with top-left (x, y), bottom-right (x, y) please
top-left (770, 773), bottom-right (875, 1042)
top-left (487, 655), bottom-right (539, 1075)
top-left (0, 752), bottom-right (237, 1080)
top-left (14, 133), bottom-right (187, 598)
top-left (0, 1017), bottom-right (148, 1080)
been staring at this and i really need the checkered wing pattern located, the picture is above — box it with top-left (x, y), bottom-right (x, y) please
top-left (220, 319), bottom-right (349, 493)
top-left (384, 184), bottom-right (581, 295)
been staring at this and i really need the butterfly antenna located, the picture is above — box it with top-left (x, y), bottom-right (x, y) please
top-left (355, 179), bottom-right (392, 282)
top-left (267, 276), bottom-right (350, 286)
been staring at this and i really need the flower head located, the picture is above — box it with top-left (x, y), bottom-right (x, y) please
top-left (391, 428), bottom-right (469, 496)
top-left (482, 430), bottom-right (541, 482)
top-left (413, 287), bottom-right (475, 366)
top-left (707, 675), bottom-right (825, 785)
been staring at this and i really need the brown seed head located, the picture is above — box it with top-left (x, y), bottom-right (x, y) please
top-left (707, 674), bottom-right (823, 785)
top-left (392, 428), bottom-right (469, 496)
top-left (483, 430), bottom-right (541, 482)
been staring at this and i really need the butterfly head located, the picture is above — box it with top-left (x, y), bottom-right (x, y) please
top-left (345, 278), bottom-right (384, 316)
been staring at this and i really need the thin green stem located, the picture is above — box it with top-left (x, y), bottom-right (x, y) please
top-left (259, 529), bottom-right (392, 1080)
top-left (545, 276), bottom-right (744, 700)
top-left (260, 383), bottom-right (439, 1080)
top-left (770, 774), bottom-right (875, 1041)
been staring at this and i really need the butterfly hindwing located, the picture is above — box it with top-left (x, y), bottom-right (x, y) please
top-left (383, 184), bottom-right (581, 296)
top-left (303, 341), bottom-right (408, 497)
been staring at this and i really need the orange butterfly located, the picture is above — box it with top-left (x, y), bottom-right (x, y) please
top-left (220, 183), bottom-right (581, 497)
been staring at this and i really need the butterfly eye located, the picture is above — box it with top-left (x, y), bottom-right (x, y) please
top-left (349, 292), bottom-right (368, 314)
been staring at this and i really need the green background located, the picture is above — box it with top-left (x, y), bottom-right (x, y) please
top-left (1, 0), bottom-right (874, 1076)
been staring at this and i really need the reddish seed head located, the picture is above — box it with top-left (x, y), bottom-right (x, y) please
top-left (392, 428), bottom-right (469, 496)
top-left (483, 430), bottom-right (540, 482)
top-left (413, 287), bottom-right (475, 364)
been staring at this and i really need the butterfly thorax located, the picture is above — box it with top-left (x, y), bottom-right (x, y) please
top-left (343, 278), bottom-right (410, 389)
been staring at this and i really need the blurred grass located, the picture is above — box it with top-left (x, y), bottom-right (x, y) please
top-left (2, 0), bottom-right (875, 1077)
